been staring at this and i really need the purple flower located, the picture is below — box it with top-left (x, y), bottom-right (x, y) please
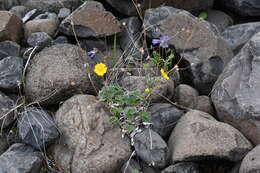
top-left (87, 48), bottom-right (98, 59)
top-left (152, 35), bottom-right (172, 48)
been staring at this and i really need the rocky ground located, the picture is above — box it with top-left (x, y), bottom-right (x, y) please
top-left (0, 0), bottom-right (260, 173)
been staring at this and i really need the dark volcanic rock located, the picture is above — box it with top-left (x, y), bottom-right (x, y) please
top-left (211, 31), bottom-right (260, 145)
top-left (59, 1), bottom-right (121, 38)
top-left (18, 107), bottom-right (59, 150)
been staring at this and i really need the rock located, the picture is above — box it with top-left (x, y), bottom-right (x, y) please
top-left (173, 84), bottom-right (199, 109)
top-left (79, 38), bottom-right (106, 51)
top-left (3, 0), bottom-right (19, 10)
top-left (120, 76), bottom-right (174, 103)
top-left (134, 129), bottom-right (169, 168)
top-left (53, 36), bottom-right (68, 44)
top-left (0, 40), bottom-right (20, 59)
top-left (220, 0), bottom-right (260, 16)
top-left (20, 0), bottom-right (81, 13)
top-left (121, 159), bottom-right (142, 173)
top-left (24, 17), bottom-right (59, 38)
top-left (211, 31), bottom-right (260, 145)
top-left (59, 1), bottom-right (121, 38)
top-left (27, 32), bottom-right (53, 49)
top-left (144, 7), bottom-right (233, 94)
top-left (24, 44), bottom-right (102, 106)
top-left (0, 0), bottom-right (4, 10)
top-left (168, 110), bottom-right (252, 163)
top-left (0, 136), bottom-right (9, 155)
top-left (161, 162), bottom-right (200, 173)
top-left (0, 56), bottom-right (23, 93)
top-left (53, 94), bottom-right (131, 173)
top-left (0, 91), bottom-right (15, 128)
top-left (18, 107), bottom-right (59, 150)
top-left (194, 96), bottom-right (214, 115)
top-left (221, 22), bottom-right (260, 54)
top-left (148, 103), bottom-right (185, 140)
top-left (229, 162), bottom-right (241, 173)
top-left (206, 10), bottom-right (233, 32)
top-left (9, 5), bottom-right (29, 19)
top-left (120, 17), bottom-right (143, 62)
top-left (22, 9), bottom-right (38, 23)
top-left (240, 145), bottom-right (260, 173)
top-left (0, 11), bottom-right (23, 43)
top-left (0, 143), bottom-right (43, 173)
top-left (58, 8), bottom-right (71, 20)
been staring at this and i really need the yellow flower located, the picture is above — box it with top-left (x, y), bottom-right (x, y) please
top-left (94, 63), bottom-right (107, 76)
top-left (160, 68), bottom-right (169, 80)
top-left (144, 88), bottom-right (151, 93)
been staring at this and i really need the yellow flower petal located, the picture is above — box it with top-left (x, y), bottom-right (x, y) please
top-left (144, 88), bottom-right (151, 93)
top-left (94, 63), bottom-right (107, 76)
top-left (160, 68), bottom-right (169, 80)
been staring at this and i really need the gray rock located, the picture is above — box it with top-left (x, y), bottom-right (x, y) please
top-left (20, 0), bottom-right (81, 13)
top-left (134, 129), bottom-right (169, 168)
top-left (0, 91), bottom-right (15, 128)
top-left (9, 5), bottom-right (29, 19)
top-left (0, 56), bottom-right (23, 93)
top-left (79, 38), bottom-right (106, 51)
top-left (221, 22), bottom-right (260, 54)
top-left (220, 0), bottom-right (260, 16)
top-left (22, 9), bottom-right (38, 23)
top-left (240, 145), bottom-right (260, 173)
top-left (206, 10), bottom-right (233, 32)
top-left (0, 136), bottom-right (9, 155)
top-left (53, 94), bottom-right (131, 173)
top-left (53, 36), bottom-right (69, 44)
top-left (211, 31), bottom-right (260, 145)
top-left (3, 0), bottom-right (19, 10)
top-left (34, 12), bottom-right (57, 20)
top-left (120, 76), bottom-right (174, 103)
top-left (229, 162), bottom-right (241, 173)
top-left (148, 103), bottom-right (185, 139)
top-left (59, 1), bottom-right (121, 38)
top-left (121, 159), bottom-right (142, 173)
top-left (0, 143), bottom-right (43, 173)
top-left (18, 107), bottom-right (59, 150)
top-left (173, 84), bottom-right (199, 109)
top-left (194, 96), bottom-right (214, 115)
top-left (0, 40), bottom-right (20, 59)
top-left (24, 44), bottom-right (102, 105)
top-left (27, 32), bottom-right (53, 49)
top-left (120, 17), bottom-right (143, 63)
top-left (0, 11), bottom-right (23, 43)
top-left (168, 110), bottom-right (252, 163)
top-left (58, 8), bottom-right (71, 20)
top-left (161, 162), bottom-right (200, 173)
top-left (144, 7), bottom-right (233, 94)
top-left (104, 0), bottom-right (138, 16)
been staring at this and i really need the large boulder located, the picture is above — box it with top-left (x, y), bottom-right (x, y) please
top-left (0, 11), bottom-right (23, 43)
top-left (168, 110), bottom-right (252, 163)
top-left (59, 1), bottom-right (121, 38)
top-left (211, 31), bottom-right (260, 145)
top-left (24, 44), bottom-right (102, 106)
top-left (0, 143), bottom-right (43, 173)
top-left (240, 145), bottom-right (260, 173)
top-left (52, 94), bottom-right (131, 173)
top-left (221, 22), bottom-right (260, 54)
top-left (19, 0), bottom-right (81, 13)
top-left (144, 7), bottom-right (233, 95)
top-left (220, 0), bottom-right (260, 16)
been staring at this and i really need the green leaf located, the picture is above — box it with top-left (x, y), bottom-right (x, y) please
top-left (198, 11), bottom-right (208, 19)
top-left (132, 169), bottom-right (140, 173)
top-left (140, 111), bottom-right (150, 122)
top-left (109, 116), bottom-right (119, 124)
top-left (124, 107), bottom-right (138, 120)
top-left (123, 124), bottom-right (135, 132)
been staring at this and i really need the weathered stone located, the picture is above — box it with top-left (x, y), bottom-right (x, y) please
top-left (206, 10), bottom-right (233, 32)
top-left (134, 129), bottom-right (169, 168)
top-left (0, 143), bottom-right (43, 173)
top-left (9, 6), bottom-right (29, 19)
top-left (121, 159), bottom-right (142, 173)
top-left (59, 1), bottom-right (121, 38)
top-left (194, 96), bottom-right (214, 115)
top-left (173, 84), bottom-right (199, 109)
top-left (25, 44), bottom-right (102, 106)
top-left (53, 36), bottom-right (69, 44)
top-left (18, 107), bottom-right (59, 150)
top-left (24, 17), bottom-right (59, 38)
top-left (0, 11), bottom-right (23, 43)
top-left (220, 0), bottom-right (260, 16)
top-left (19, 0), bottom-right (81, 13)
top-left (221, 22), bottom-right (260, 54)
top-left (0, 91), bottom-right (15, 128)
top-left (120, 76), bottom-right (174, 103)
top-left (0, 136), bottom-right (9, 155)
top-left (27, 32), bottom-right (53, 49)
top-left (22, 9), bottom-right (38, 23)
top-left (0, 56), bottom-right (23, 93)
top-left (211, 31), bottom-right (260, 145)
top-left (240, 145), bottom-right (260, 173)
top-left (168, 110), bottom-right (252, 163)
top-left (58, 8), bottom-right (71, 20)
top-left (148, 103), bottom-right (185, 139)
top-left (0, 40), bottom-right (20, 59)
top-left (53, 94), bottom-right (131, 173)
top-left (162, 162), bottom-right (200, 173)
